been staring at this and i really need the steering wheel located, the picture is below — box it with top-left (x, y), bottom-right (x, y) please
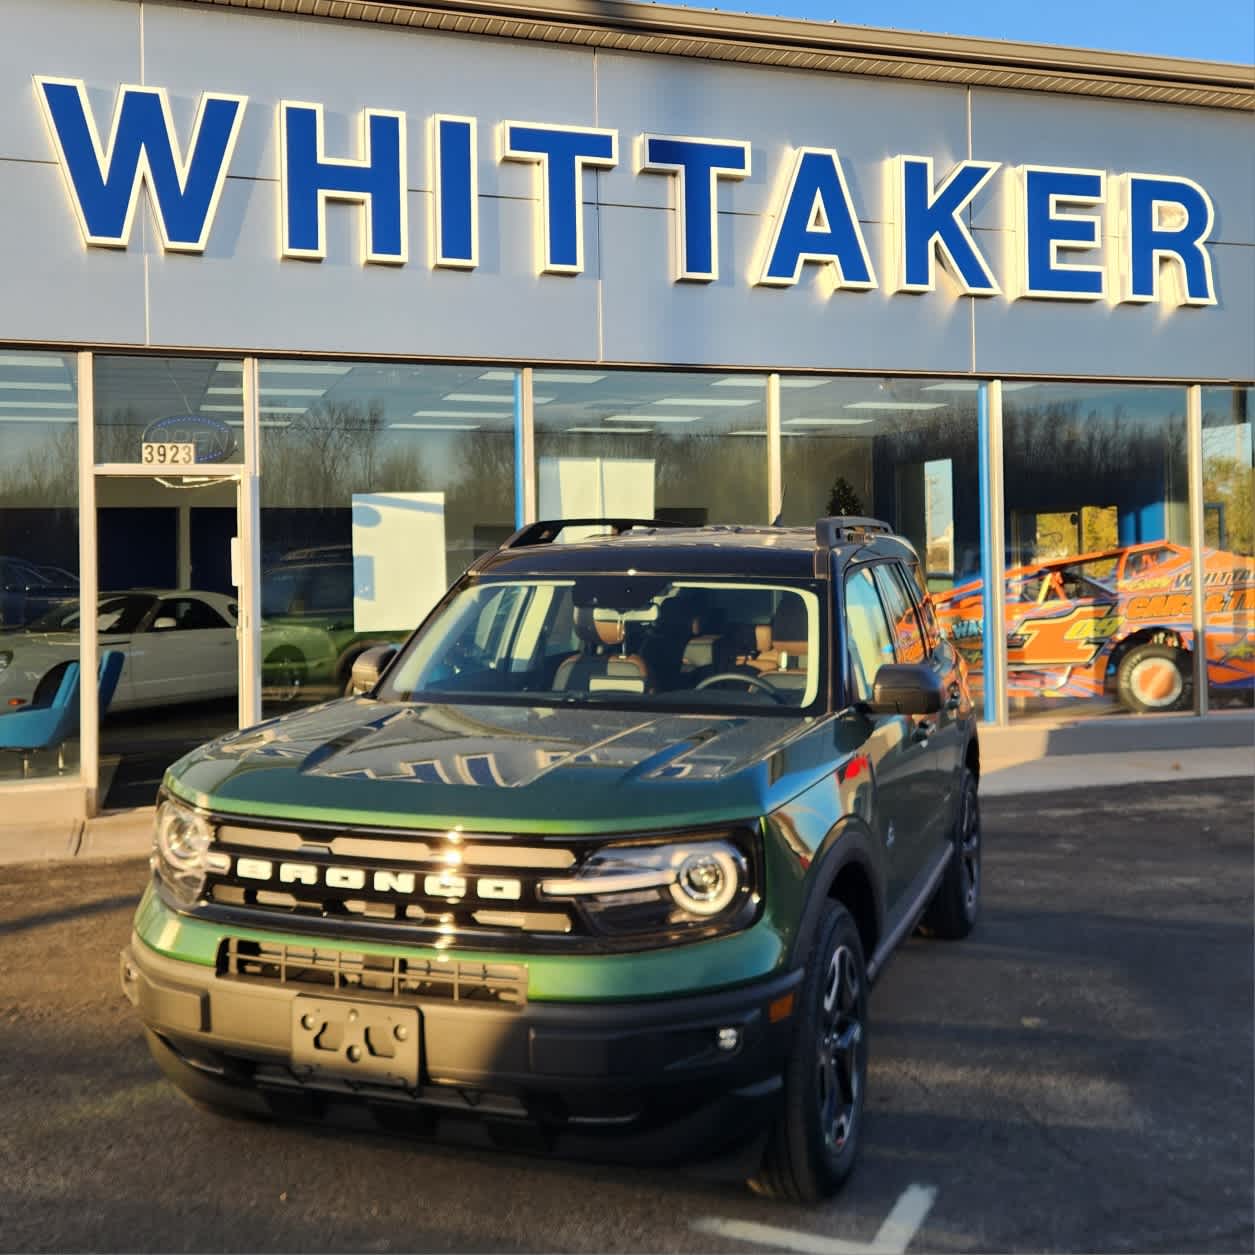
top-left (695, 671), bottom-right (787, 703)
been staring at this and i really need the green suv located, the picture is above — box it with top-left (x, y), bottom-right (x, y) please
top-left (122, 516), bottom-right (980, 1201)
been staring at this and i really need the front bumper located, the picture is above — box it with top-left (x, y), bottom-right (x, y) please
top-left (122, 932), bottom-right (802, 1163)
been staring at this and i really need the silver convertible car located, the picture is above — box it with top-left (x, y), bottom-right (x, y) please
top-left (0, 590), bottom-right (239, 713)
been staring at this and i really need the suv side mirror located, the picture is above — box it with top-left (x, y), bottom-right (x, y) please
top-left (868, 663), bottom-right (943, 716)
top-left (348, 644), bottom-right (398, 696)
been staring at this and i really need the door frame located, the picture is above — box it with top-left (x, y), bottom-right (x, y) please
top-left (79, 356), bottom-right (261, 814)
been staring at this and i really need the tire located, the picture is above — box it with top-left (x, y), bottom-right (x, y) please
top-left (920, 766), bottom-right (980, 941)
top-left (749, 902), bottom-right (868, 1202)
top-left (1116, 642), bottom-right (1191, 714)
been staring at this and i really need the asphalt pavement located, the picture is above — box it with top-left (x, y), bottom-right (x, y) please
top-left (1, 779), bottom-right (1251, 1253)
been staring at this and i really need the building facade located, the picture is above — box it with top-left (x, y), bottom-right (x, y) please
top-left (1, 0), bottom-right (1252, 817)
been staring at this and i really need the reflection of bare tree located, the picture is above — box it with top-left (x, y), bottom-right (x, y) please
top-left (262, 400), bottom-right (396, 506)
top-left (0, 427), bottom-right (78, 506)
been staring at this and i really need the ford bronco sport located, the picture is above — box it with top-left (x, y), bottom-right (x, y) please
top-left (122, 516), bottom-right (980, 1201)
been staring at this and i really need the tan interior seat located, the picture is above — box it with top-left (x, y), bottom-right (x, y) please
top-left (554, 608), bottom-right (652, 693)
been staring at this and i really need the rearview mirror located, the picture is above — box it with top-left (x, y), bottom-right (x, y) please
top-left (348, 645), bottom-right (398, 696)
top-left (152, 617), bottom-right (178, 631)
top-left (868, 663), bottom-right (943, 716)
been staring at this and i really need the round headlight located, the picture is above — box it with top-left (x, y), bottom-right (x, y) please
top-left (152, 799), bottom-right (214, 905)
top-left (670, 847), bottom-right (742, 916)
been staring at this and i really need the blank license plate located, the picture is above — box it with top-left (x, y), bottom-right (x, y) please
top-left (291, 998), bottom-right (420, 1089)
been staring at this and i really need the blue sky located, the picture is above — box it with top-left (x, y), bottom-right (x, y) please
top-left (673, 0), bottom-right (1255, 63)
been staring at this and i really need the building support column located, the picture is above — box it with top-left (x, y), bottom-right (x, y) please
top-left (767, 373), bottom-right (783, 524)
top-left (1186, 383), bottom-right (1208, 716)
top-left (515, 367), bottom-right (536, 526)
top-left (978, 379), bottom-right (1008, 726)
top-left (237, 357), bottom-right (262, 729)
top-left (76, 351), bottom-right (99, 815)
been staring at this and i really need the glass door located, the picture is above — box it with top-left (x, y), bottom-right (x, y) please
top-left (93, 474), bottom-right (243, 809)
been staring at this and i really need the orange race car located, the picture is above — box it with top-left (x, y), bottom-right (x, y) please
top-left (934, 541), bottom-right (1255, 714)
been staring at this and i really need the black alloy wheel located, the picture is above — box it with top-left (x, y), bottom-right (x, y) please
top-left (750, 901), bottom-right (868, 1201)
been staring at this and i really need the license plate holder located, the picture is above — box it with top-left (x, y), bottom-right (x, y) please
top-left (291, 997), bottom-right (420, 1089)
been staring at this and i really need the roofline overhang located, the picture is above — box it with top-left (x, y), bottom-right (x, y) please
top-left (178, 0), bottom-right (1254, 110)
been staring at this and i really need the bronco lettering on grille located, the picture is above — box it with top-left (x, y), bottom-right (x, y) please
top-left (223, 855), bottom-right (521, 901)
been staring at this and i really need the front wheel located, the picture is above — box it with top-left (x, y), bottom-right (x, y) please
top-left (749, 902), bottom-right (868, 1201)
top-left (920, 766), bottom-right (980, 940)
top-left (1116, 643), bottom-right (1191, 714)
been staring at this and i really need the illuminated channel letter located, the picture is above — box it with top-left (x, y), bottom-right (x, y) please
top-left (893, 155), bottom-right (1000, 295)
top-left (430, 115), bottom-right (477, 269)
top-left (1118, 173), bottom-right (1217, 306)
top-left (280, 100), bottom-right (407, 264)
top-left (499, 122), bottom-right (618, 274)
top-left (638, 134), bottom-right (751, 282)
top-left (756, 148), bottom-right (875, 290)
top-left (1018, 165), bottom-right (1106, 300)
top-left (33, 76), bottom-right (245, 252)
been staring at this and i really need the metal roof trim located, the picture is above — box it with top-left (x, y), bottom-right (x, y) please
top-left (177, 0), bottom-right (1255, 110)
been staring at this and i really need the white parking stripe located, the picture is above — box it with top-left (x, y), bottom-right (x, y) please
top-left (691, 1184), bottom-right (937, 1255)
top-left (690, 1218), bottom-right (872, 1255)
top-left (871, 1185), bottom-right (938, 1253)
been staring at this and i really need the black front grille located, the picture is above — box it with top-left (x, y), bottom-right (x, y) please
top-left (195, 817), bottom-right (583, 948)
top-left (220, 938), bottom-right (527, 1006)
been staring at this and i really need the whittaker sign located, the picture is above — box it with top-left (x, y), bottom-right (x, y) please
top-left (33, 76), bottom-right (1219, 308)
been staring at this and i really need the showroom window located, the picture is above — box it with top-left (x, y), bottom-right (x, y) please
top-left (1201, 385), bottom-right (1254, 710)
top-left (1001, 383), bottom-right (1191, 720)
top-left (533, 370), bottom-right (767, 526)
top-left (258, 361), bottom-right (518, 715)
top-left (0, 352), bottom-right (80, 785)
top-left (778, 376), bottom-right (980, 588)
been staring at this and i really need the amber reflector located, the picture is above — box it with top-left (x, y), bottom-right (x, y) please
top-left (768, 993), bottom-right (795, 1023)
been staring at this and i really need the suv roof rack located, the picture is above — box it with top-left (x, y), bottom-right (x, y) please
top-left (814, 516), bottom-right (894, 548)
top-left (500, 517), bottom-right (690, 550)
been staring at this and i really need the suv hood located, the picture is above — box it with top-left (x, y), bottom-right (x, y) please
top-left (169, 697), bottom-right (834, 834)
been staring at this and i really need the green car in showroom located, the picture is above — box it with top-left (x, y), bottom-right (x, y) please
top-left (122, 516), bottom-right (980, 1201)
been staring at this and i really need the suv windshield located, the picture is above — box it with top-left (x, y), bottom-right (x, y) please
top-left (380, 575), bottom-right (824, 713)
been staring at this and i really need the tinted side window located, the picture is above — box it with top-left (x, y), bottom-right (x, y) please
top-left (155, 598), bottom-right (229, 630)
top-left (873, 564), bottom-right (927, 664)
top-left (844, 568), bottom-right (896, 703)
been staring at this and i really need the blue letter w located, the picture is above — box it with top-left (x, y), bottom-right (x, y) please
top-left (35, 77), bottom-right (246, 252)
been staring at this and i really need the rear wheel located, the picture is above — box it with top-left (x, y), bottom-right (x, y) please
top-left (1117, 643), bottom-right (1190, 713)
top-left (749, 902), bottom-right (868, 1201)
top-left (920, 766), bottom-right (980, 940)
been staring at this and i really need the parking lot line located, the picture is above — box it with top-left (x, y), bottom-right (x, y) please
top-left (691, 1184), bottom-right (937, 1255)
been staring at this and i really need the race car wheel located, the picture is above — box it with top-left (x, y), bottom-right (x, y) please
top-left (749, 902), bottom-right (867, 1202)
top-left (1117, 643), bottom-right (1190, 714)
top-left (920, 766), bottom-right (980, 940)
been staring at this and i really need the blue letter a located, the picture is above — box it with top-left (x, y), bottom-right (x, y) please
top-left (35, 77), bottom-right (246, 252)
top-left (758, 148), bottom-right (875, 290)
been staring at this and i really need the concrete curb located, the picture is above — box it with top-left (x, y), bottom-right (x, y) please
top-left (0, 808), bottom-right (153, 866)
